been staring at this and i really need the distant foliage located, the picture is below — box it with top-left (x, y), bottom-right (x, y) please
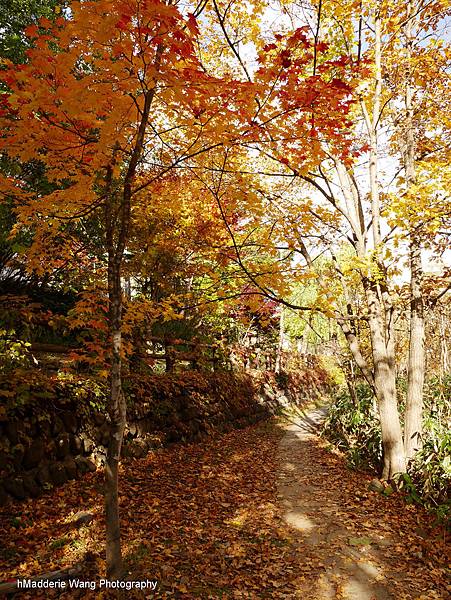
top-left (0, 328), bottom-right (31, 374)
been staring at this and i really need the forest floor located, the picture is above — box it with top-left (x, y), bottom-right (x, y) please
top-left (0, 406), bottom-right (449, 599)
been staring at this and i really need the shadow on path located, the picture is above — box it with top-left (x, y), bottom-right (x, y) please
top-left (0, 412), bottom-right (447, 599)
top-left (277, 408), bottom-right (446, 599)
top-left (281, 405), bottom-right (329, 435)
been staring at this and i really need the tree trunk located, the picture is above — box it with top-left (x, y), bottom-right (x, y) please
top-left (105, 257), bottom-right (127, 580)
top-left (358, 5), bottom-right (405, 479)
top-left (275, 304), bottom-right (284, 374)
top-left (345, 359), bottom-right (358, 406)
top-left (439, 312), bottom-right (449, 375)
top-left (337, 316), bottom-right (375, 390)
top-left (366, 286), bottom-right (406, 479)
top-left (403, 0), bottom-right (425, 462)
top-left (103, 76), bottom-right (162, 577)
top-left (404, 241), bottom-right (425, 460)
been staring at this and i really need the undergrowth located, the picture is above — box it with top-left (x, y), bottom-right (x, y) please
top-left (322, 377), bottom-right (451, 525)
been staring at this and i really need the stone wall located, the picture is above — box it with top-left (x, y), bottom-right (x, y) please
top-left (0, 368), bottom-right (330, 505)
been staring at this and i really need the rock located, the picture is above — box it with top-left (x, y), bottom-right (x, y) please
top-left (92, 450), bottom-right (106, 467)
top-left (49, 463), bottom-right (68, 486)
top-left (127, 423), bottom-right (138, 438)
top-left (101, 428), bottom-right (110, 447)
top-left (75, 456), bottom-right (96, 474)
top-left (55, 433), bottom-right (70, 458)
top-left (95, 422), bottom-right (110, 445)
top-left (61, 411), bottom-right (78, 434)
top-left (80, 434), bottom-right (94, 454)
top-left (93, 411), bottom-right (106, 426)
top-left (22, 474), bottom-right (40, 497)
top-left (0, 485), bottom-right (9, 506)
top-left (368, 479), bottom-right (385, 493)
top-left (4, 477), bottom-right (26, 500)
top-left (166, 428), bottom-right (181, 443)
top-left (69, 435), bottom-right (82, 454)
top-left (36, 464), bottom-right (51, 486)
top-left (11, 443), bottom-right (25, 469)
top-left (4, 422), bottom-right (18, 445)
top-left (23, 439), bottom-right (45, 470)
top-left (52, 416), bottom-right (64, 436)
top-left (0, 450), bottom-right (11, 471)
top-left (129, 440), bottom-right (148, 459)
top-left (146, 434), bottom-right (163, 449)
top-left (44, 439), bottom-right (54, 459)
top-left (63, 456), bottom-right (78, 480)
top-left (72, 511), bottom-right (94, 527)
top-left (38, 419), bottom-right (51, 436)
top-left (28, 417), bottom-right (38, 437)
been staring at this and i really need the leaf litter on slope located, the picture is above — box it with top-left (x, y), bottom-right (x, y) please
top-left (0, 418), bottom-right (448, 599)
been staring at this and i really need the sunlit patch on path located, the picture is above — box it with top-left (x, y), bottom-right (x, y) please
top-left (0, 413), bottom-right (448, 599)
top-left (277, 405), bottom-right (448, 600)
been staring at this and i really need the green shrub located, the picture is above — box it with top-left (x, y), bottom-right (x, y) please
top-left (322, 383), bottom-right (382, 472)
top-left (323, 377), bottom-right (450, 525)
top-left (406, 375), bottom-right (451, 524)
top-left (0, 328), bottom-right (31, 374)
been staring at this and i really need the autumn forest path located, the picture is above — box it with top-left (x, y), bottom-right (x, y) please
top-left (0, 406), bottom-right (448, 599)
top-left (276, 405), bottom-right (447, 599)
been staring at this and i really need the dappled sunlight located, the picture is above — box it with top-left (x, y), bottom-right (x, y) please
top-left (276, 417), bottom-right (448, 599)
top-left (225, 508), bottom-right (249, 528)
top-left (283, 461), bottom-right (297, 471)
top-left (0, 418), bottom-right (448, 599)
top-left (283, 509), bottom-right (316, 532)
top-left (0, 474), bottom-right (105, 587)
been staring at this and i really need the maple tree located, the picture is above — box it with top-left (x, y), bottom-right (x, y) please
top-left (0, 0), bottom-right (253, 577)
top-left (2, 0), bottom-right (346, 576)
top-left (0, 0), bottom-right (449, 585)
top-left (0, 0), bottom-right (66, 63)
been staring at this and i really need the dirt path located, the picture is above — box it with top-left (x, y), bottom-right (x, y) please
top-left (0, 415), bottom-right (448, 599)
top-left (277, 406), bottom-right (448, 600)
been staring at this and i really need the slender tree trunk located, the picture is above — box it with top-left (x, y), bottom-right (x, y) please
top-left (275, 304), bottom-right (284, 374)
top-left (102, 70), bottom-right (161, 577)
top-left (103, 155), bottom-right (128, 580)
top-left (404, 241), bottom-right (425, 460)
top-left (105, 256), bottom-right (127, 579)
top-left (345, 359), bottom-right (358, 406)
top-left (439, 313), bottom-right (449, 374)
top-left (337, 316), bottom-right (375, 390)
top-left (403, 0), bottom-right (425, 462)
top-left (357, 3), bottom-right (406, 479)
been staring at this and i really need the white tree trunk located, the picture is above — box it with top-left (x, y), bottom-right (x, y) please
top-left (366, 285), bottom-right (406, 478)
top-left (403, 0), bottom-right (426, 462)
